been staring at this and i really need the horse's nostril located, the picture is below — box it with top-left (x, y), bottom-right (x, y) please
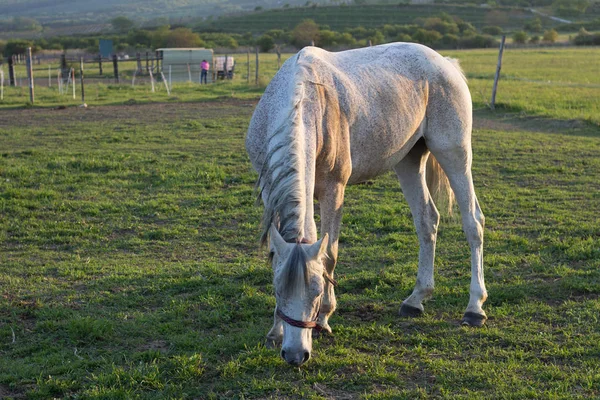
top-left (303, 351), bottom-right (310, 363)
top-left (281, 350), bottom-right (286, 360)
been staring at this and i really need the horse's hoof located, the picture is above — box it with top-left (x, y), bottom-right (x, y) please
top-left (461, 312), bottom-right (487, 327)
top-left (399, 303), bottom-right (423, 318)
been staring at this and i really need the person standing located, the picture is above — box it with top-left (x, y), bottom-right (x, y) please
top-left (200, 59), bottom-right (209, 84)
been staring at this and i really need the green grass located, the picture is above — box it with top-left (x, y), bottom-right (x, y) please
top-left (1, 48), bottom-right (599, 399)
top-left (443, 47), bottom-right (600, 125)
top-left (1, 54), bottom-right (291, 109)
top-left (3, 48), bottom-right (599, 126)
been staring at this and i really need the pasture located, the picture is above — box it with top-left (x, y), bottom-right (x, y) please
top-left (1, 48), bottom-right (600, 398)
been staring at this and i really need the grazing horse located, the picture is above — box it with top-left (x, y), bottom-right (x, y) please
top-left (246, 43), bottom-right (487, 366)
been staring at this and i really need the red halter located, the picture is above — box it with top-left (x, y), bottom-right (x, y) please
top-left (276, 307), bottom-right (323, 332)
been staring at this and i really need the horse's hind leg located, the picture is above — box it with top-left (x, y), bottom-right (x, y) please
top-left (427, 143), bottom-right (487, 327)
top-left (394, 139), bottom-right (440, 317)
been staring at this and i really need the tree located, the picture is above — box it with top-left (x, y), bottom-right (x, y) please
top-left (482, 26), bottom-right (503, 35)
top-left (163, 28), bottom-right (204, 48)
top-left (553, 0), bottom-right (590, 16)
top-left (524, 17), bottom-right (542, 33)
top-left (543, 29), bottom-right (558, 43)
top-left (3, 39), bottom-right (37, 56)
top-left (367, 31), bottom-right (385, 45)
top-left (513, 31), bottom-right (528, 44)
top-left (412, 29), bottom-right (442, 46)
top-left (111, 16), bottom-right (135, 33)
top-left (257, 34), bottom-right (275, 52)
top-left (291, 19), bottom-right (320, 48)
top-left (128, 29), bottom-right (153, 48)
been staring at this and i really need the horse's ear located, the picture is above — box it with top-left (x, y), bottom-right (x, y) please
top-left (306, 233), bottom-right (329, 260)
top-left (269, 224), bottom-right (287, 255)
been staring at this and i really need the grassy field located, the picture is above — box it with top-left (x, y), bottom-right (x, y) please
top-left (1, 48), bottom-right (599, 398)
top-left (2, 48), bottom-right (599, 125)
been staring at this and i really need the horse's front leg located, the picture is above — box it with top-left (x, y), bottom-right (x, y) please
top-left (315, 180), bottom-right (347, 335)
top-left (266, 307), bottom-right (283, 348)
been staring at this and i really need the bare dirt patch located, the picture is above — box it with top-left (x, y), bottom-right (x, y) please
top-left (0, 99), bottom-right (258, 128)
top-left (473, 109), bottom-right (596, 135)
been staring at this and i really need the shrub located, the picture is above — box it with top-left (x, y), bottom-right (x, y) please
top-left (422, 17), bottom-right (459, 35)
top-left (524, 17), bottom-right (543, 33)
top-left (412, 29), bottom-right (442, 46)
top-left (256, 34), bottom-right (275, 52)
top-left (543, 29), bottom-right (559, 43)
top-left (291, 19), bottom-right (320, 48)
top-left (513, 31), bottom-right (528, 44)
top-left (440, 33), bottom-right (459, 48)
top-left (396, 33), bottom-right (412, 42)
top-left (367, 31), bottom-right (385, 45)
top-left (573, 28), bottom-right (600, 45)
top-left (458, 34), bottom-right (498, 49)
top-left (482, 26), bottom-right (503, 35)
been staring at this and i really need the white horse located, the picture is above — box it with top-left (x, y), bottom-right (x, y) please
top-left (246, 42), bottom-right (487, 367)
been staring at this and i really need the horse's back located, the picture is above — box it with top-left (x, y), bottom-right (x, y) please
top-left (247, 43), bottom-right (472, 182)
top-left (296, 43), bottom-right (470, 182)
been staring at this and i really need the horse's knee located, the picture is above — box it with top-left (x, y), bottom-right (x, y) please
top-left (418, 203), bottom-right (439, 245)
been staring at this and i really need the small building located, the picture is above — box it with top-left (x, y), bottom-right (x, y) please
top-left (157, 48), bottom-right (214, 83)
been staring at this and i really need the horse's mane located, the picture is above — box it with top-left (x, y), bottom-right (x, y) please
top-left (257, 61), bottom-right (309, 246)
top-left (274, 244), bottom-right (311, 296)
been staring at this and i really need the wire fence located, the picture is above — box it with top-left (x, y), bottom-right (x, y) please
top-left (0, 49), bottom-right (291, 105)
top-left (1, 46), bottom-right (598, 125)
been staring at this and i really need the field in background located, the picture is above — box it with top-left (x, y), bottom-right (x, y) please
top-left (1, 47), bottom-right (599, 398)
top-left (2, 48), bottom-right (599, 125)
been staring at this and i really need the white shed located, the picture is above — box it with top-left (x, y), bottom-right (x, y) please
top-left (157, 48), bottom-right (214, 83)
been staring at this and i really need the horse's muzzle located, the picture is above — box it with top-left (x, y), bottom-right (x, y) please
top-left (281, 349), bottom-right (310, 366)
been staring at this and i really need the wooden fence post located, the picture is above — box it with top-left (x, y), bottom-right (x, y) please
top-left (113, 54), bottom-right (119, 83)
top-left (247, 49), bottom-right (250, 84)
top-left (255, 47), bottom-right (259, 85)
top-left (80, 57), bottom-right (85, 105)
top-left (276, 46), bottom-right (281, 69)
top-left (26, 47), bottom-right (34, 104)
top-left (8, 56), bottom-right (15, 86)
top-left (155, 50), bottom-right (161, 74)
top-left (490, 35), bottom-right (506, 110)
top-left (98, 54), bottom-right (103, 76)
top-left (71, 68), bottom-right (76, 99)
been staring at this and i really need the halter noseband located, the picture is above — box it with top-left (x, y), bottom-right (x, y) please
top-left (276, 307), bottom-right (323, 332)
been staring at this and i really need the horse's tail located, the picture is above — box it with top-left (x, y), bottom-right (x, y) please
top-left (426, 154), bottom-right (455, 215)
top-left (445, 57), bottom-right (467, 82)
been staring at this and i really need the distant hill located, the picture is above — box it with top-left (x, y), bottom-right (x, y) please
top-left (199, 3), bottom-right (551, 34)
top-left (0, 0), bottom-right (329, 25)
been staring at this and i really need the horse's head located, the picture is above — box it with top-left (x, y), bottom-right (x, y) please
top-left (269, 225), bottom-right (329, 366)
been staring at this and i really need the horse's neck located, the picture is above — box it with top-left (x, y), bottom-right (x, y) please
top-left (269, 111), bottom-right (317, 243)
